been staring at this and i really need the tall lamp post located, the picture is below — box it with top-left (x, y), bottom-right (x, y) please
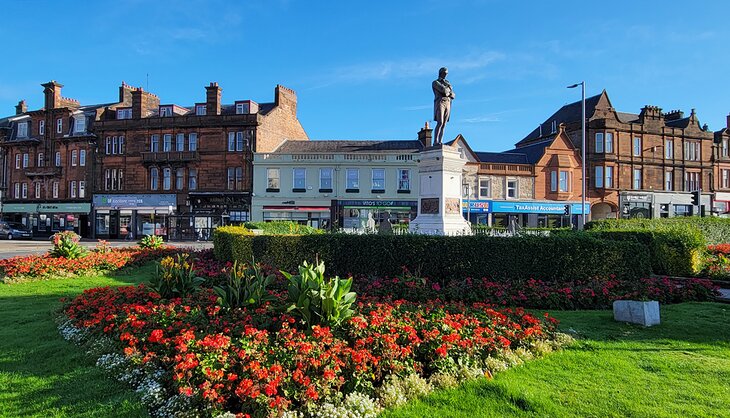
top-left (567, 81), bottom-right (586, 229)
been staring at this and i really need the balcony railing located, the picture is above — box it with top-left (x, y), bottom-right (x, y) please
top-left (478, 163), bottom-right (534, 175)
top-left (23, 167), bottom-right (62, 177)
top-left (141, 151), bottom-right (200, 163)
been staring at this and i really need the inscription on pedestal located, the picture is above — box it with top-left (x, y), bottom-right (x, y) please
top-left (420, 198), bottom-right (439, 214)
top-left (445, 198), bottom-right (461, 214)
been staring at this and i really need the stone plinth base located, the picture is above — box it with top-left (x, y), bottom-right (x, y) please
top-left (613, 300), bottom-right (660, 327)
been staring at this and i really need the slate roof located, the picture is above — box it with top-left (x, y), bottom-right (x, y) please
top-left (503, 137), bottom-right (556, 164)
top-left (616, 112), bottom-right (639, 123)
top-left (274, 139), bottom-right (423, 154)
top-left (475, 152), bottom-right (528, 164)
top-left (517, 94), bottom-right (603, 146)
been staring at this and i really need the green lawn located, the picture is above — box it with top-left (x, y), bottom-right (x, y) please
top-left (1, 268), bottom-right (729, 418)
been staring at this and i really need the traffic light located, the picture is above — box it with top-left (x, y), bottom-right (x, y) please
top-left (563, 204), bottom-right (571, 216)
top-left (691, 190), bottom-right (700, 206)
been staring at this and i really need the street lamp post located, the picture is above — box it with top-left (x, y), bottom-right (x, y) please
top-left (568, 81), bottom-right (586, 229)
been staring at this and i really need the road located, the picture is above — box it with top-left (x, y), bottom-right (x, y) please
top-left (0, 239), bottom-right (213, 259)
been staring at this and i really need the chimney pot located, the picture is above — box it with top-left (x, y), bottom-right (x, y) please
top-left (15, 100), bottom-right (27, 115)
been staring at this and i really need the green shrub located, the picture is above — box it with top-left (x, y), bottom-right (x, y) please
top-left (213, 231), bottom-right (651, 282)
top-left (244, 221), bottom-right (322, 235)
top-left (50, 231), bottom-right (87, 259)
top-left (213, 260), bottom-right (277, 308)
top-left (213, 226), bottom-right (253, 261)
top-left (138, 234), bottom-right (164, 250)
top-left (586, 217), bottom-right (730, 245)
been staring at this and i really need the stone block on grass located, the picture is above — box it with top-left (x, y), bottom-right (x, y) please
top-left (613, 300), bottom-right (660, 327)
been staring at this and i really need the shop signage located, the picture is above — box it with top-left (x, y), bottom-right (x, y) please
top-left (338, 200), bottom-right (417, 209)
top-left (462, 200), bottom-right (490, 213)
top-left (38, 203), bottom-right (91, 213)
top-left (1, 203), bottom-right (39, 213)
top-left (461, 200), bottom-right (591, 215)
top-left (624, 194), bottom-right (652, 202)
top-left (94, 194), bottom-right (177, 209)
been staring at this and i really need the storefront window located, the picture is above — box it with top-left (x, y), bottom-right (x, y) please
top-left (674, 205), bottom-right (692, 217)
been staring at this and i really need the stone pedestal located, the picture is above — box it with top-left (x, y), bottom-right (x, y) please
top-left (409, 146), bottom-right (471, 235)
top-left (613, 300), bottom-right (660, 327)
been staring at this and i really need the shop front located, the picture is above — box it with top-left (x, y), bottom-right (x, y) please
top-left (620, 191), bottom-right (711, 219)
top-left (461, 200), bottom-right (590, 228)
top-left (714, 192), bottom-right (730, 217)
top-left (333, 199), bottom-right (417, 231)
top-left (180, 193), bottom-right (251, 241)
top-left (93, 194), bottom-right (177, 239)
top-left (0, 202), bottom-right (91, 237)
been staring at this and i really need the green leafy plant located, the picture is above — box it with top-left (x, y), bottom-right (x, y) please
top-left (138, 234), bottom-right (164, 250)
top-left (49, 231), bottom-right (87, 259)
top-left (213, 260), bottom-right (277, 308)
top-left (282, 260), bottom-right (356, 329)
top-left (149, 253), bottom-right (205, 298)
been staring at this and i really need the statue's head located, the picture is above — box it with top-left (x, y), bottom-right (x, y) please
top-left (439, 67), bottom-right (448, 78)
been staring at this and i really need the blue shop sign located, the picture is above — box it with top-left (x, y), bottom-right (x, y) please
top-left (462, 200), bottom-right (490, 213)
top-left (461, 200), bottom-right (590, 215)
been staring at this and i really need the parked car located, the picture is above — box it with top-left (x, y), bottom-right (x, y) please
top-left (0, 221), bottom-right (33, 240)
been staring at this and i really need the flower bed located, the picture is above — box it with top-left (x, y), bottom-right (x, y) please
top-left (359, 269), bottom-right (720, 310)
top-left (702, 244), bottom-right (730, 280)
top-left (60, 277), bottom-right (565, 417)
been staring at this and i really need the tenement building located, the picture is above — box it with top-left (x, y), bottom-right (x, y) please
top-left (515, 91), bottom-right (715, 219)
top-left (91, 82), bottom-right (307, 240)
top-left (251, 128), bottom-right (428, 231)
top-left (0, 81), bottom-right (109, 237)
top-left (714, 115), bottom-right (730, 217)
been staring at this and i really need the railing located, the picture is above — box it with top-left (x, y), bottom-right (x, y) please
top-left (478, 163), bottom-right (533, 175)
top-left (23, 167), bottom-right (61, 177)
top-left (141, 151), bottom-right (200, 163)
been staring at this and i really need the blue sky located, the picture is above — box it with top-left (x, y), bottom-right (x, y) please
top-left (2, 0), bottom-right (729, 152)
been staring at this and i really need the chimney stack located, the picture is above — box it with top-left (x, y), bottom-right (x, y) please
top-left (205, 82), bottom-right (222, 115)
top-left (418, 121), bottom-right (433, 148)
top-left (41, 80), bottom-right (63, 110)
top-left (274, 85), bottom-right (297, 115)
top-left (118, 81), bottom-right (134, 105)
top-left (131, 87), bottom-right (160, 119)
top-left (15, 100), bottom-right (27, 115)
top-left (727, 113), bottom-right (730, 129)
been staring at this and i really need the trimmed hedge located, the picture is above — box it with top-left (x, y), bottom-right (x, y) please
top-left (586, 217), bottom-right (730, 245)
top-left (212, 226), bottom-right (253, 261)
top-left (214, 230), bottom-right (651, 283)
top-left (243, 221), bottom-right (322, 235)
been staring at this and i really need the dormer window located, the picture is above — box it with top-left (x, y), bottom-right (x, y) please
top-left (159, 106), bottom-right (173, 117)
top-left (74, 117), bottom-right (86, 134)
top-left (17, 121), bottom-right (28, 138)
top-left (116, 108), bottom-right (132, 119)
top-left (235, 102), bottom-right (250, 115)
top-left (195, 104), bottom-right (207, 116)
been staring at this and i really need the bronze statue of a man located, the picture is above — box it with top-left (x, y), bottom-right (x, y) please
top-left (432, 67), bottom-right (455, 145)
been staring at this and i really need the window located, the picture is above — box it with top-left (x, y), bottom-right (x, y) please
top-left (320, 168), bottom-right (333, 190)
top-left (228, 132), bottom-right (235, 151)
top-left (119, 136), bottom-right (125, 154)
top-left (506, 179), bottom-right (518, 198)
top-left (55, 152), bottom-right (61, 167)
top-left (346, 169), bottom-right (359, 190)
top-left (188, 169), bottom-right (197, 190)
top-left (195, 105), bottom-right (206, 116)
top-left (559, 171), bottom-right (570, 192)
top-left (665, 140), bottom-right (673, 159)
top-left (112, 136), bottom-right (118, 154)
top-left (17, 121), bottom-right (28, 138)
top-left (52, 182), bottom-right (58, 198)
top-left (14, 183), bottom-right (19, 199)
top-left (111, 169), bottom-right (118, 190)
top-left (227, 167), bottom-right (235, 190)
top-left (595, 166), bottom-right (604, 188)
top-left (71, 150), bottom-right (78, 166)
top-left (605, 166), bottom-right (614, 188)
top-left (479, 177), bottom-right (491, 197)
top-left (633, 137), bottom-right (642, 156)
top-left (550, 171), bottom-right (557, 192)
top-left (266, 168), bottom-right (280, 190)
top-left (293, 168), bottom-right (306, 190)
top-left (105, 169), bottom-right (111, 190)
top-left (80, 150), bottom-right (86, 166)
top-left (685, 172), bottom-right (700, 192)
top-left (150, 167), bottom-right (159, 190)
top-left (371, 168), bottom-right (385, 191)
top-left (722, 169), bottom-right (730, 189)
top-left (163, 168), bottom-right (171, 190)
top-left (605, 133), bottom-right (614, 153)
top-left (23, 153), bottom-right (29, 168)
top-left (151, 135), bottom-right (159, 152)
top-left (236, 131), bottom-right (245, 151)
top-left (595, 133), bottom-right (604, 153)
top-left (235, 102), bottom-right (249, 115)
top-left (37, 152), bottom-right (44, 167)
top-left (56, 118), bottom-right (63, 134)
top-left (34, 182), bottom-right (41, 199)
top-left (665, 171), bottom-right (673, 191)
top-left (163, 134), bottom-right (172, 152)
top-left (119, 169), bottom-right (124, 190)
top-left (684, 141), bottom-right (700, 161)
top-left (176, 133), bottom-right (185, 151)
top-left (79, 181), bottom-right (85, 198)
top-left (15, 154), bottom-right (20, 169)
top-left (633, 168), bottom-right (642, 190)
top-left (22, 183), bottom-right (28, 198)
top-left (723, 139), bottom-right (729, 158)
top-left (188, 133), bottom-right (198, 151)
top-left (106, 137), bottom-right (112, 154)
top-left (39, 120), bottom-right (45, 135)
top-left (70, 181), bottom-right (76, 198)
top-left (116, 108), bottom-right (132, 119)
top-left (398, 169), bottom-right (411, 191)
top-left (159, 106), bottom-right (172, 117)
top-left (236, 167), bottom-right (243, 190)
top-left (176, 168), bottom-right (185, 190)
top-left (74, 117), bottom-right (86, 133)
top-left (675, 205), bottom-right (693, 217)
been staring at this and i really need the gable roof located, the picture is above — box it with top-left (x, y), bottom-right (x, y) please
top-left (274, 139), bottom-right (423, 154)
top-left (516, 92), bottom-right (605, 146)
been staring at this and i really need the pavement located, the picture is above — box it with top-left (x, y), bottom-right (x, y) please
top-left (0, 239), bottom-right (212, 259)
top-left (719, 288), bottom-right (730, 301)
